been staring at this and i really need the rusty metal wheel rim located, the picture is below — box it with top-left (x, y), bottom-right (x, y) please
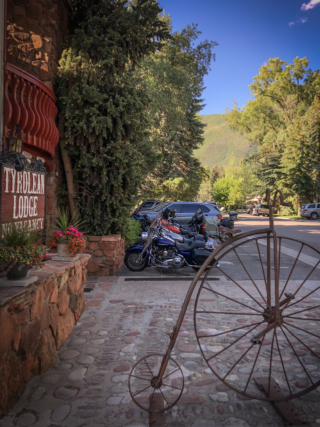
top-left (128, 353), bottom-right (184, 412)
top-left (194, 234), bottom-right (320, 401)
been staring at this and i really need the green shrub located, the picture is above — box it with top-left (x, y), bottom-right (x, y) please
top-left (279, 205), bottom-right (297, 216)
top-left (123, 219), bottom-right (142, 248)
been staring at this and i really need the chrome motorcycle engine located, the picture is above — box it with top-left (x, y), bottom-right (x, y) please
top-left (154, 249), bottom-right (184, 268)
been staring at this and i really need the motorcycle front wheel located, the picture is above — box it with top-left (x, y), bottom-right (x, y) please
top-left (125, 251), bottom-right (147, 271)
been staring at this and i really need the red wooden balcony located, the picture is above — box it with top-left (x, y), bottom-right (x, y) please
top-left (3, 63), bottom-right (59, 160)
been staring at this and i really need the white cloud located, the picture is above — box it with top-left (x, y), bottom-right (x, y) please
top-left (301, 0), bottom-right (320, 11)
top-left (288, 17), bottom-right (308, 26)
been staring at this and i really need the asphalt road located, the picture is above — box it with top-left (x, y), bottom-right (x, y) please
top-left (236, 213), bottom-right (320, 250)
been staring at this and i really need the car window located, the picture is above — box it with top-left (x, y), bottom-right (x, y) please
top-left (212, 206), bottom-right (221, 213)
top-left (142, 202), bottom-right (154, 209)
top-left (181, 204), bottom-right (201, 214)
top-left (200, 206), bottom-right (210, 213)
top-left (166, 203), bottom-right (182, 213)
top-left (261, 204), bottom-right (269, 209)
top-left (317, 204), bottom-right (320, 209)
top-left (308, 204), bottom-right (315, 209)
top-left (152, 202), bottom-right (169, 212)
top-left (301, 205), bottom-right (305, 209)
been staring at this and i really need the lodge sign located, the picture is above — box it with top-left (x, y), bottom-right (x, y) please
top-left (0, 165), bottom-right (46, 236)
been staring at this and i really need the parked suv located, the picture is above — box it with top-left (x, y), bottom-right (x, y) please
top-left (252, 204), bottom-right (269, 216)
top-left (139, 201), bottom-right (222, 236)
top-left (132, 200), bottom-right (163, 216)
top-left (300, 203), bottom-right (320, 220)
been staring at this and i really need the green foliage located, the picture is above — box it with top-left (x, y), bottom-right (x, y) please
top-left (2, 223), bottom-right (37, 247)
top-left (137, 23), bottom-right (217, 200)
top-left (55, 0), bottom-right (169, 235)
top-left (225, 57), bottom-right (320, 203)
top-left (54, 208), bottom-right (85, 233)
top-left (212, 156), bottom-right (260, 206)
top-left (195, 114), bottom-right (253, 168)
top-left (162, 175), bottom-right (204, 201)
top-left (280, 96), bottom-right (320, 202)
top-left (123, 218), bottom-right (142, 247)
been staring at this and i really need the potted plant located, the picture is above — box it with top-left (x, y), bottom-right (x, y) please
top-left (48, 208), bottom-right (86, 257)
top-left (0, 224), bottom-right (46, 280)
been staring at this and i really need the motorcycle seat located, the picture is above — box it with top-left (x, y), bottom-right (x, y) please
top-left (176, 240), bottom-right (205, 252)
top-left (187, 232), bottom-right (204, 240)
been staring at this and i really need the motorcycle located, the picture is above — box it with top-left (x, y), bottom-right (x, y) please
top-left (161, 208), bottom-right (206, 240)
top-left (132, 212), bottom-right (153, 232)
top-left (125, 215), bottom-right (217, 272)
top-left (217, 217), bottom-right (235, 243)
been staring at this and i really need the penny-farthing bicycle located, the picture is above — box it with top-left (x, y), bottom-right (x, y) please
top-left (128, 190), bottom-right (320, 412)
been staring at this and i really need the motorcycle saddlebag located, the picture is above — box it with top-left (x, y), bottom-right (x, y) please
top-left (191, 248), bottom-right (213, 266)
top-left (219, 218), bottom-right (234, 228)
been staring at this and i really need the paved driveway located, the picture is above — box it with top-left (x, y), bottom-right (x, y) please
top-left (1, 271), bottom-right (320, 427)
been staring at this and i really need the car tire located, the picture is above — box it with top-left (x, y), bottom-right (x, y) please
top-left (311, 212), bottom-right (318, 220)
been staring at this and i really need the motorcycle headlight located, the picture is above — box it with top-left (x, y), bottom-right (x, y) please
top-left (141, 232), bottom-right (148, 241)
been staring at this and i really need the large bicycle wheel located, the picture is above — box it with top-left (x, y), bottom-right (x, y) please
top-left (194, 234), bottom-right (320, 401)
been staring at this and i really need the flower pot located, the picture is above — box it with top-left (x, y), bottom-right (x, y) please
top-left (57, 242), bottom-right (72, 257)
top-left (7, 263), bottom-right (29, 280)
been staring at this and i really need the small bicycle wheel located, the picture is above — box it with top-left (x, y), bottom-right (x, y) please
top-left (128, 353), bottom-right (184, 412)
top-left (194, 234), bottom-right (320, 401)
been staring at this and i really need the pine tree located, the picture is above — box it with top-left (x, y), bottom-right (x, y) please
top-left (55, 0), bottom-right (169, 235)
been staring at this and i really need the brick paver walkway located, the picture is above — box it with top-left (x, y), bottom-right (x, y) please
top-left (1, 275), bottom-right (320, 427)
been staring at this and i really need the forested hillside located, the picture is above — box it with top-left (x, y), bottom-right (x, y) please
top-left (195, 114), bottom-right (253, 167)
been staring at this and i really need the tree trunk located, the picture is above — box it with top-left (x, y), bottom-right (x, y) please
top-left (58, 115), bottom-right (77, 217)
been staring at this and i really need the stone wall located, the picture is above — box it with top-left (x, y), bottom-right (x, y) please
top-left (0, 254), bottom-right (90, 418)
top-left (86, 235), bottom-right (125, 276)
top-left (6, 0), bottom-right (70, 91)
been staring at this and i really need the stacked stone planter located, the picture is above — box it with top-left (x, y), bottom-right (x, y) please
top-left (0, 254), bottom-right (90, 417)
top-left (86, 234), bottom-right (125, 276)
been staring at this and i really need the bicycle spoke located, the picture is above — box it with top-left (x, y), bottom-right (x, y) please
top-left (280, 242), bottom-right (304, 299)
top-left (162, 367), bottom-right (180, 380)
top-left (144, 359), bottom-right (154, 377)
top-left (132, 384), bottom-right (152, 398)
top-left (284, 304), bottom-right (320, 319)
top-left (196, 310), bottom-right (261, 316)
top-left (207, 322), bottom-right (263, 362)
top-left (275, 330), bottom-right (292, 395)
top-left (280, 326), bottom-right (314, 385)
top-left (223, 343), bottom-right (254, 380)
top-left (161, 382), bottom-right (182, 391)
top-left (198, 321), bottom-right (264, 339)
top-left (285, 288), bottom-right (320, 311)
top-left (233, 248), bottom-right (269, 308)
top-left (203, 285), bottom-right (263, 314)
top-left (284, 320), bottom-right (320, 340)
top-left (130, 374), bottom-right (151, 382)
top-left (159, 386), bottom-right (170, 408)
top-left (267, 329), bottom-right (276, 397)
top-left (282, 324), bottom-right (320, 362)
top-left (284, 316), bottom-right (320, 321)
top-left (289, 260), bottom-right (320, 301)
top-left (256, 239), bottom-right (267, 291)
top-left (216, 264), bottom-right (266, 310)
top-left (244, 335), bottom-right (264, 393)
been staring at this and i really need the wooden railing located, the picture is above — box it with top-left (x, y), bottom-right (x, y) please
top-left (3, 63), bottom-right (59, 157)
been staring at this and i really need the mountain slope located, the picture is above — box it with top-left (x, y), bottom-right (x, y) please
top-left (195, 114), bottom-right (253, 167)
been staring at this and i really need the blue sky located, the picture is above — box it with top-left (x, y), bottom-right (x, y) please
top-left (159, 0), bottom-right (320, 115)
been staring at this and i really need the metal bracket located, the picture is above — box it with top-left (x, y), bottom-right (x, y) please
top-left (254, 377), bottom-right (307, 425)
